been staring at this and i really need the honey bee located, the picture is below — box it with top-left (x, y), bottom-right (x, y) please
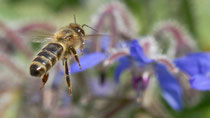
top-left (29, 16), bottom-right (95, 95)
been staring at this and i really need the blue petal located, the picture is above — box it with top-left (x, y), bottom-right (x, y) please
top-left (70, 52), bottom-right (107, 74)
top-left (154, 63), bottom-right (183, 110)
top-left (130, 40), bottom-right (153, 65)
top-left (190, 74), bottom-right (210, 90)
top-left (174, 52), bottom-right (210, 76)
top-left (114, 56), bottom-right (132, 83)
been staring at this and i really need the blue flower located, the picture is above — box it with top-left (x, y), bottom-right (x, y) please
top-left (116, 39), bottom-right (183, 110)
top-left (58, 38), bottom-right (184, 110)
top-left (70, 52), bottom-right (107, 74)
top-left (114, 56), bottom-right (132, 83)
top-left (130, 40), bottom-right (153, 64)
top-left (114, 40), bottom-right (153, 83)
top-left (174, 52), bottom-right (210, 90)
top-left (154, 63), bottom-right (183, 110)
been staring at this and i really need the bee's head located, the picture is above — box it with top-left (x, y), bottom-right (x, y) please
top-left (70, 23), bottom-right (85, 36)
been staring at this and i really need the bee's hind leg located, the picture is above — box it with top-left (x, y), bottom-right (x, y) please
top-left (40, 73), bottom-right (49, 89)
top-left (69, 47), bottom-right (82, 69)
top-left (64, 59), bottom-right (72, 95)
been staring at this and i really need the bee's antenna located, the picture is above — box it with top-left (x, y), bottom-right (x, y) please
top-left (74, 15), bottom-right (76, 24)
top-left (82, 24), bottom-right (97, 32)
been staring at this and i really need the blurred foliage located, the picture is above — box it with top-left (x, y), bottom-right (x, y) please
top-left (124, 0), bottom-right (196, 36)
top-left (123, 0), bottom-right (210, 51)
top-left (1, 0), bottom-right (210, 51)
top-left (5, 0), bottom-right (82, 11)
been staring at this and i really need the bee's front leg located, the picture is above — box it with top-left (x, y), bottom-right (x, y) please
top-left (69, 47), bottom-right (82, 69)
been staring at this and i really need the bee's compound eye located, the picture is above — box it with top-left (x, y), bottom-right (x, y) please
top-left (74, 27), bottom-right (85, 35)
top-left (75, 28), bottom-right (81, 33)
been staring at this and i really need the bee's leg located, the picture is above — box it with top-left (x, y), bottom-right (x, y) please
top-left (64, 59), bottom-right (72, 96)
top-left (70, 47), bottom-right (82, 69)
top-left (40, 73), bottom-right (49, 89)
top-left (79, 38), bottom-right (85, 55)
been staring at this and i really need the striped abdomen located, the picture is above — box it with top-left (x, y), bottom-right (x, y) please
top-left (30, 43), bottom-right (64, 77)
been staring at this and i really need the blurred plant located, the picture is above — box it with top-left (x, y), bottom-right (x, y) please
top-left (0, 1), bottom-right (209, 118)
top-left (175, 53), bottom-right (210, 91)
top-left (0, 21), bottom-right (33, 58)
top-left (63, 2), bottom-right (206, 117)
top-left (5, 0), bottom-right (83, 11)
top-left (153, 21), bottom-right (197, 57)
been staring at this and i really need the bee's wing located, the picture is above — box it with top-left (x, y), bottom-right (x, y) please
top-left (31, 37), bottom-right (53, 43)
top-left (25, 30), bottom-right (54, 43)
